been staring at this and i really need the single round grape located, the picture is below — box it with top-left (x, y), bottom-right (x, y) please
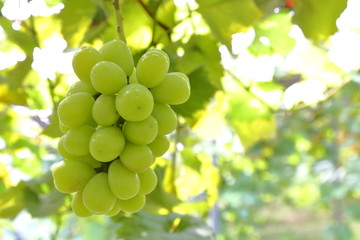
top-left (151, 102), bottom-right (177, 135)
top-left (72, 190), bottom-right (93, 217)
top-left (66, 155), bottom-right (101, 168)
top-left (57, 93), bottom-right (95, 128)
top-left (66, 81), bottom-right (97, 96)
top-left (136, 48), bottom-right (169, 88)
top-left (122, 116), bottom-right (158, 145)
top-left (82, 172), bottom-right (116, 215)
top-left (118, 194), bottom-right (146, 213)
top-left (129, 67), bottom-right (138, 84)
top-left (115, 84), bottom-right (154, 122)
top-left (63, 125), bottom-right (95, 156)
top-left (105, 199), bottom-right (122, 216)
top-left (92, 94), bottom-right (120, 126)
top-left (99, 39), bottom-right (134, 76)
top-left (108, 159), bottom-right (140, 200)
top-left (138, 168), bottom-right (158, 195)
top-left (147, 135), bottom-right (170, 157)
top-left (90, 61), bottom-right (127, 95)
top-left (150, 72), bottom-right (190, 105)
top-left (52, 160), bottom-right (95, 193)
top-left (72, 46), bottom-right (102, 84)
top-left (89, 126), bottom-right (125, 162)
top-left (58, 136), bottom-right (75, 159)
top-left (120, 143), bottom-right (153, 173)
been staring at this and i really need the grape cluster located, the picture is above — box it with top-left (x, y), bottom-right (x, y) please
top-left (52, 40), bottom-right (190, 217)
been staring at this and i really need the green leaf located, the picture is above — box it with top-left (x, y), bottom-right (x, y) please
top-left (58, 0), bottom-right (97, 47)
top-left (121, 0), bottom-right (153, 51)
top-left (145, 165), bottom-right (181, 212)
top-left (181, 147), bottom-right (201, 172)
top-left (169, 35), bottom-right (223, 89)
top-left (24, 187), bottom-right (65, 218)
top-left (292, 0), bottom-right (347, 42)
top-left (81, 6), bottom-right (109, 44)
top-left (152, 0), bottom-right (175, 45)
top-left (0, 18), bottom-right (37, 54)
top-left (227, 93), bottom-right (276, 148)
top-left (171, 67), bottom-right (218, 121)
top-left (24, 172), bottom-right (66, 217)
top-left (116, 212), bottom-right (215, 240)
top-left (0, 83), bottom-right (28, 106)
top-left (0, 182), bottom-right (26, 218)
top-left (197, 0), bottom-right (262, 50)
top-left (248, 11), bottom-right (296, 56)
top-left (42, 110), bottom-right (63, 138)
top-left (254, 0), bottom-right (283, 18)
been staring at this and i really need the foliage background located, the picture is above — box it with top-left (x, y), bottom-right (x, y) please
top-left (1, 0), bottom-right (360, 239)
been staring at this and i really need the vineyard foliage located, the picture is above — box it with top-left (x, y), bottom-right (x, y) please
top-left (1, 0), bottom-right (360, 239)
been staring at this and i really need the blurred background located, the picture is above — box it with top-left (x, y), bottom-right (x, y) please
top-left (1, 0), bottom-right (360, 239)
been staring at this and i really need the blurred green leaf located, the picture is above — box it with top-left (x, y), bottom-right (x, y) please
top-left (0, 182), bottom-right (26, 218)
top-left (145, 165), bottom-right (181, 212)
top-left (254, 0), bottom-right (283, 18)
top-left (0, 83), bottom-right (28, 105)
top-left (227, 93), bottom-right (276, 148)
top-left (181, 147), bottom-right (201, 172)
top-left (197, 0), bottom-right (262, 49)
top-left (121, 0), bottom-right (153, 51)
top-left (0, 18), bottom-right (37, 54)
top-left (172, 68), bottom-right (218, 122)
top-left (170, 35), bottom-right (223, 89)
top-left (24, 173), bottom-right (65, 217)
top-left (58, 0), bottom-right (97, 47)
top-left (249, 11), bottom-right (296, 56)
top-left (42, 110), bottom-right (63, 138)
top-left (292, 0), bottom-right (347, 41)
top-left (116, 212), bottom-right (214, 240)
top-left (24, 188), bottom-right (65, 217)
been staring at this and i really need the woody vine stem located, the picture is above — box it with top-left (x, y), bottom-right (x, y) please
top-left (113, 0), bottom-right (127, 43)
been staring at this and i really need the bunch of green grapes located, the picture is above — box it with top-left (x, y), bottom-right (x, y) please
top-left (52, 40), bottom-right (190, 217)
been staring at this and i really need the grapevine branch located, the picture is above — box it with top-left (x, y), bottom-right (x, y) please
top-left (113, 0), bottom-right (127, 42)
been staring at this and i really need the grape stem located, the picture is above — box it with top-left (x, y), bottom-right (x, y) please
top-left (113, 0), bottom-right (127, 43)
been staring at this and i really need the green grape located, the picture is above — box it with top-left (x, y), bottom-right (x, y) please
top-left (151, 102), bottom-right (177, 135)
top-left (105, 199), bottom-right (122, 216)
top-left (115, 84), bottom-right (154, 122)
top-left (82, 172), bottom-right (116, 215)
top-left (57, 93), bottom-right (95, 128)
top-left (147, 135), bottom-right (170, 157)
top-left (72, 46), bottom-right (102, 84)
top-left (67, 155), bottom-right (101, 168)
top-left (72, 190), bottom-right (93, 217)
top-left (89, 126), bottom-right (125, 162)
top-left (108, 159), bottom-right (140, 200)
top-left (129, 67), bottom-right (137, 84)
top-left (99, 39), bottom-right (134, 76)
top-left (63, 125), bottom-right (95, 156)
top-left (90, 61), bottom-right (127, 95)
top-left (136, 48), bottom-right (169, 88)
top-left (52, 160), bottom-right (95, 193)
top-left (120, 143), bottom-right (153, 173)
top-left (59, 121), bottom-right (70, 134)
top-left (122, 116), bottom-right (158, 145)
top-left (58, 136), bottom-right (75, 159)
top-left (92, 94), bottom-right (119, 126)
top-left (138, 168), bottom-right (158, 195)
top-left (150, 72), bottom-right (190, 105)
top-left (118, 194), bottom-right (146, 213)
top-left (66, 81), bottom-right (97, 96)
